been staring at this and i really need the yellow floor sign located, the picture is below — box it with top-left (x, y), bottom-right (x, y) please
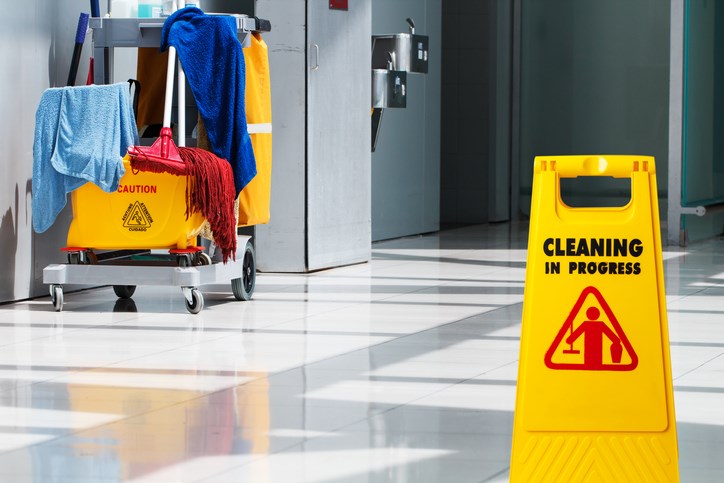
top-left (511, 155), bottom-right (679, 482)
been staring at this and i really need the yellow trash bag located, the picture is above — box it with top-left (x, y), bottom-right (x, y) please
top-left (238, 32), bottom-right (272, 227)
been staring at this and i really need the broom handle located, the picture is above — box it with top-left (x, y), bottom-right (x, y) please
top-left (163, 46), bottom-right (176, 130)
top-left (177, 60), bottom-right (186, 147)
top-left (173, 0), bottom-right (185, 147)
top-left (67, 13), bottom-right (90, 87)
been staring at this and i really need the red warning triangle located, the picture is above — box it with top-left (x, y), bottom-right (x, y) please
top-left (544, 286), bottom-right (637, 371)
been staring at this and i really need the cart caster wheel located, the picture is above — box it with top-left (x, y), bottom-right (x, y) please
top-left (50, 285), bottom-right (64, 312)
top-left (66, 249), bottom-right (97, 265)
top-left (177, 254), bottom-right (191, 267)
top-left (231, 241), bottom-right (256, 301)
top-left (185, 289), bottom-right (204, 314)
top-left (198, 253), bottom-right (212, 266)
top-left (113, 285), bottom-right (136, 299)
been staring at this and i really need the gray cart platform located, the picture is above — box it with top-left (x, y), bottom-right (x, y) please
top-left (43, 235), bottom-right (255, 314)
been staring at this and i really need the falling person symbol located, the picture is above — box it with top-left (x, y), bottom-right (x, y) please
top-left (565, 306), bottom-right (623, 370)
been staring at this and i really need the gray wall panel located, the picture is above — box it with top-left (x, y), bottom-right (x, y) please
top-left (256, 0), bottom-right (370, 272)
top-left (440, 1), bottom-right (512, 226)
top-left (371, 0), bottom-right (441, 241)
top-left (518, 0), bottom-right (669, 215)
top-left (254, 0), bottom-right (308, 272)
top-left (307, 0), bottom-right (372, 270)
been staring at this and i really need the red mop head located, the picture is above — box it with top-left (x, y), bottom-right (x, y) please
top-left (127, 127), bottom-right (186, 175)
top-left (178, 147), bottom-right (238, 263)
top-left (127, 133), bottom-right (237, 262)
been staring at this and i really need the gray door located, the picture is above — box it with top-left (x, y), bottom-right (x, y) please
top-left (306, 1), bottom-right (371, 270)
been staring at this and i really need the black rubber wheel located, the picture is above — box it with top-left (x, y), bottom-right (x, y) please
top-left (113, 285), bottom-right (136, 299)
top-left (185, 289), bottom-right (204, 314)
top-left (231, 242), bottom-right (256, 301)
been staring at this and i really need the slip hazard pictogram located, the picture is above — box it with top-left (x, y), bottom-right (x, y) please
top-left (544, 286), bottom-right (638, 371)
top-left (122, 201), bottom-right (153, 230)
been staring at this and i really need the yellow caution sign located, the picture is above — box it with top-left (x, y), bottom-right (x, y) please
top-left (511, 155), bottom-right (679, 482)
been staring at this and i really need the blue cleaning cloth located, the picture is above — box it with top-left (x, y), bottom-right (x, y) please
top-left (32, 83), bottom-right (139, 233)
top-left (161, 7), bottom-right (256, 195)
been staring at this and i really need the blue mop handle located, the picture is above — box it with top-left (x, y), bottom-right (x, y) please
top-left (67, 12), bottom-right (89, 86)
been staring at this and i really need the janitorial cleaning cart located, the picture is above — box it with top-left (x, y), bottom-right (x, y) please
top-left (39, 6), bottom-right (272, 314)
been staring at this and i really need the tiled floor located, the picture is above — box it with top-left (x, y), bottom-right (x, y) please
top-left (0, 222), bottom-right (722, 482)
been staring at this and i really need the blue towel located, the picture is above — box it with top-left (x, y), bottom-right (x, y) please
top-left (32, 83), bottom-right (139, 233)
top-left (161, 7), bottom-right (256, 195)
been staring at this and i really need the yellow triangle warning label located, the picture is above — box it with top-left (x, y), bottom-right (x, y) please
top-left (545, 286), bottom-right (638, 371)
top-left (123, 202), bottom-right (152, 228)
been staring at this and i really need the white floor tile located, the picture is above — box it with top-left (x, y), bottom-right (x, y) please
top-left (0, 223), bottom-right (721, 482)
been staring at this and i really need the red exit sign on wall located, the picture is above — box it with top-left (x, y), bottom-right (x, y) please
top-left (330, 0), bottom-right (348, 10)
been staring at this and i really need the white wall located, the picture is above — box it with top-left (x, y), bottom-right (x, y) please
top-left (0, 1), bottom-right (105, 302)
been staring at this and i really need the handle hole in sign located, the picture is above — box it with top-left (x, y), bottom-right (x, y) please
top-left (559, 176), bottom-right (632, 208)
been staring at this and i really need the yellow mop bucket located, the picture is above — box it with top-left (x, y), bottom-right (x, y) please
top-left (66, 155), bottom-right (205, 250)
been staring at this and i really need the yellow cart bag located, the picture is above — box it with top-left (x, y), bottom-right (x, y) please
top-left (238, 32), bottom-right (272, 227)
top-left (66, 155), bottom-right (205, 250)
